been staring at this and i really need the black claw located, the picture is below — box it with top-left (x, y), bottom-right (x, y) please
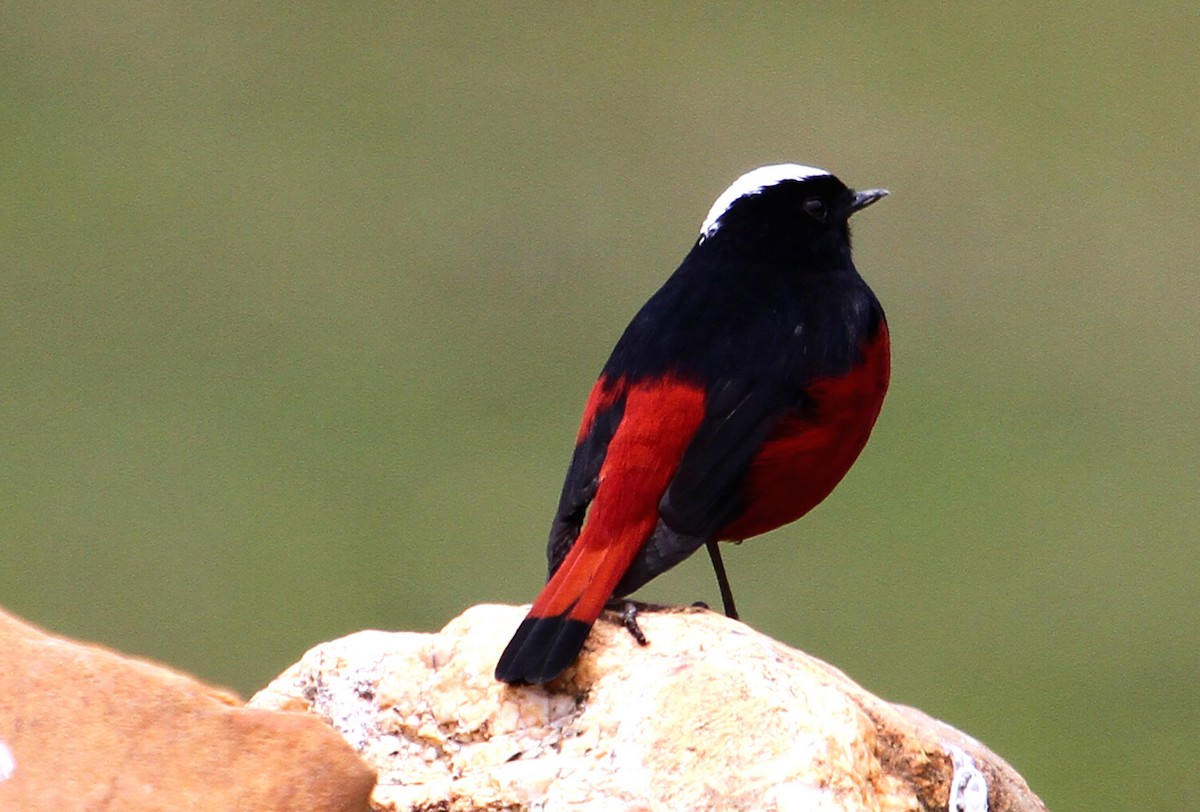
top-left (619, 602), bottom-right (649, 646)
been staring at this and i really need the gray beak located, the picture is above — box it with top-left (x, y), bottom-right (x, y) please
top-left (848, 188), bottom-right (889, 215)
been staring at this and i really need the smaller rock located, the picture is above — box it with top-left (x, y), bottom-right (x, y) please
top-left (251, 603), bottom-right (1048, 812)
top-left (0, 607), bottom-right (375, 811)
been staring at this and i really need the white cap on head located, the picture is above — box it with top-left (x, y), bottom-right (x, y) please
top-left (700, 163), bottom-right (831, 239)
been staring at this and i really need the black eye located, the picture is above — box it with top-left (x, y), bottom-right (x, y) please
top-left (803, 198), bottom-right (828, 221)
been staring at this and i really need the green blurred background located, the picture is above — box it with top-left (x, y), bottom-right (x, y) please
top-left (3, 4), bottom-right (1196, 809)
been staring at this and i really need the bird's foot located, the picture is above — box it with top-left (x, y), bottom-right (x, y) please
top-left (618, 601), bottom-right (648, 646)
top-left (604, 600), bottom-right (649, 646)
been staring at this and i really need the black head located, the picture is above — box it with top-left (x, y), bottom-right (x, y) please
top-left (697, 164), bottom-right (887, 269)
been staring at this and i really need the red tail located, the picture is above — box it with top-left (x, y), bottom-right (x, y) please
top-left (495, 379), bottom-right (706, 684)
top-left (493, 521), bottom-right (649, 684)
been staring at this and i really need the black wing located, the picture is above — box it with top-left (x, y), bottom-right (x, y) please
top-left (612, 378), bottom-right (799, 597)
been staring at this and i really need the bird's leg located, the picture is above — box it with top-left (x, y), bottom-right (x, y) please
top-left (604, 600), bottom-right (649, 646)
top-left (705, 538), bottom-right (740, 620)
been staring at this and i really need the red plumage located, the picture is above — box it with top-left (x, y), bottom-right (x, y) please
top-left (527, 377), bottom-right (706, 626)
top-left (718, 322), bottom-right (890, 540)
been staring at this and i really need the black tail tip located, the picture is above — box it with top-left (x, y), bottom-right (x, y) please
top-left (494, 615), bottom-right (593, 685)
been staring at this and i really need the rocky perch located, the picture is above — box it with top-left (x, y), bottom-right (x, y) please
top-left (250, 603), bottom-right (1048, 812)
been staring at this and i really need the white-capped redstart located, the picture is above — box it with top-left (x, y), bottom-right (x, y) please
top-left (496, 164), bottom-right (890, 684)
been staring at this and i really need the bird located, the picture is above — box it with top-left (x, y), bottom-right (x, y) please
top-left (495, 163), bottom-right (891, 685)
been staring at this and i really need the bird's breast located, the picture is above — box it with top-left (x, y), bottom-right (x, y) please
top-left (717, 319), bottom-right (891, 540)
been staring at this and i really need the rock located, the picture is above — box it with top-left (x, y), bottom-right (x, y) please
top-left (250, 603), bottom-right (1047, 812)
top-left (0, 607), bottom-right (375, 812)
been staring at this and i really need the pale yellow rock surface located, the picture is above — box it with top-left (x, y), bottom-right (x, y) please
top-left (0, 607), bottom-right (375, 812)
top-left (251, 603), bottom-right (1048, 812)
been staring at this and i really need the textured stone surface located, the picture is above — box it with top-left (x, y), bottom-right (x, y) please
top-left (0, 607), bottom-right (375, 812)
top-left (251, 603), bottom-right (1048, 812)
